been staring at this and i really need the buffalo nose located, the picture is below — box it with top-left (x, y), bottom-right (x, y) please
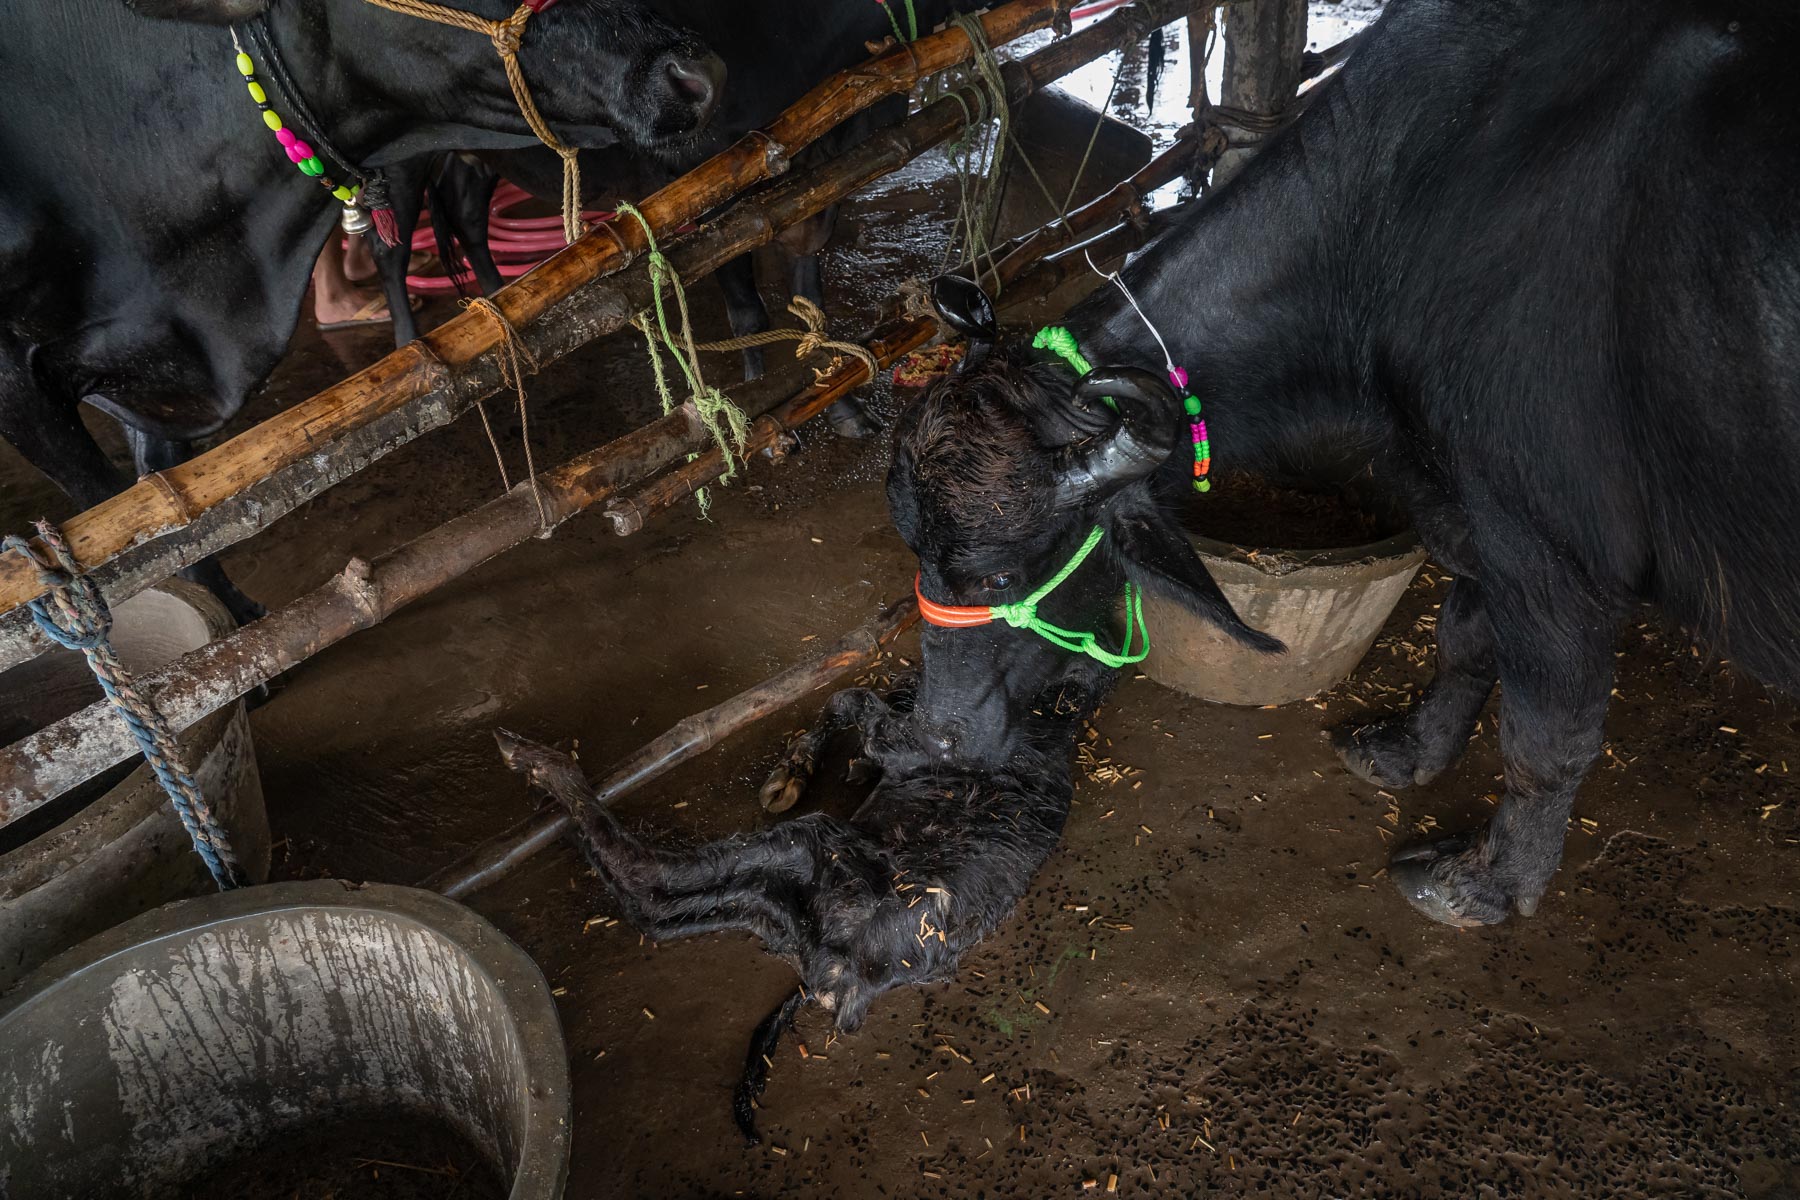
top-left (662, 51), bottom-right (725, 128)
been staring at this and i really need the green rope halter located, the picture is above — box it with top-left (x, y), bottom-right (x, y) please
top-left (919, 526), bottom-right (1150, 668)
top-left (1000, 527), bottom-right (1150, 668)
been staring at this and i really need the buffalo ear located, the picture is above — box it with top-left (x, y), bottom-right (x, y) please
top-left (124, 0), bottom-right (269, 24)
top-left (1107, 508), bottom-right (1285, 654)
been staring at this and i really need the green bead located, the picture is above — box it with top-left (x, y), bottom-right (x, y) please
top-left (1183, 395), bottom-right (1201, 415)
top-left (262, 110), bottom-right (283, 131)
top-left (332, 185), bottom-right (354, 202)
top-left (247, 81), bottom-right (267, 103)
top-left (298, 156), bottom-right (323, 177)
top-left (1195, 479), bottom-right (1211, 493)
top-left (235, 51), bottom-right (254, 75)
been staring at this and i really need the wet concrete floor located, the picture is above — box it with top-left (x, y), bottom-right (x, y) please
top-left (0, 8), bottom-right (1793, 1197)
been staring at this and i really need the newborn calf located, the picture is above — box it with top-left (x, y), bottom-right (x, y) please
top-left (495, 686), bottom-right (1092, 1141)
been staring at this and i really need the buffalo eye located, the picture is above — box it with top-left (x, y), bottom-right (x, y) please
top-left (981, 572), bottom-right (1017, 593)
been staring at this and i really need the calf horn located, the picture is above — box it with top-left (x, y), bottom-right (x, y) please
top-left (1052, 367), bottom-right (1182, 507)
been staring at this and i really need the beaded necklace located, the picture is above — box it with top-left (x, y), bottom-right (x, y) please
top-left (229, 30), bottom-right (365, 220)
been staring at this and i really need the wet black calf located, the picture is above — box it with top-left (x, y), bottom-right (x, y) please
top-left (495, 691), bottom-right (1087, 1142)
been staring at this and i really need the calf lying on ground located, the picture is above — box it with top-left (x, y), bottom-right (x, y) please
top-left (495, 687), bottom-right (1093, 1142)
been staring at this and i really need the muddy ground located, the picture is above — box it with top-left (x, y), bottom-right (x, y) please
top-left (1, 9), bottom-right (1794, 1198)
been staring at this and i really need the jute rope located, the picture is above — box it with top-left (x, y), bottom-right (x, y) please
top-left (361, 0), bottom-right (583, 243)
top-left (464, 298), bottom-right (551, 532)
top-left (691, 297), bottom-right (882, 383)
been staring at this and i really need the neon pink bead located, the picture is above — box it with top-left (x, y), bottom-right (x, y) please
top-left (1168, 366), bottom-right (1189, 389)
top-left (1196, 422), bottom-right (1209, 438)
top-left (285, 145), bottom-right (306, 163)
top-left (275, 128), bottom-right (298, 147)
top-left (1191, 429), bottom-right (1203, 442)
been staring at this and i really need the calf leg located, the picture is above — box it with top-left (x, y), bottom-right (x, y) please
top-left (714, 254), bottom-right (771, 382)
top-left (497, 730), bottom-right (810, 942)
top-left (1334, 576), bottom-right (1497, 787)
top-left (124, 427), bottom-right (266, 626)
top-left (758, 679), bottom-right (916, 813)
top-left (1388, 572), bottom-right (1615, 926)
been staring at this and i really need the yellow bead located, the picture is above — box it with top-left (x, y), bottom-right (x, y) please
top-left (247, 82), bottom-right (266, 103)
top-left (235, 52), bottom-right (253, 76)
top-left (262, 110), bottom-right (282, 131)
top-left (332, 185), bottom-right (354, 202)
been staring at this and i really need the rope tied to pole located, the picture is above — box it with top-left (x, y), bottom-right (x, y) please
top-left (1, 523), bottom-right (244, 890)
top-left (463, 298), bottom-right (551, 534)
top-left (361, 0), bottom-right (583, 243)
top-left (692, 297), bottom-right (882, 384)
top-left (614, 203), bottom-right (749, 517)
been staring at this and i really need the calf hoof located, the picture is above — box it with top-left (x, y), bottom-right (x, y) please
top-left (1332, 716), bottom-right (1443, 789)
top-left (759, 762), bottom-right (807, 813)
top-left (1388, 834), bottom-right (1513, 927)
top-left (826, 398), bottom-right (880, 439)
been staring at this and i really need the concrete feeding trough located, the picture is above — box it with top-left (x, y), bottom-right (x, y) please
top-left (0, 579), bottom-right (269, 991)
top-left (0, 880), bottom-right (571, 1199)
top-left (1141, 526), bottom-right (1427, 708)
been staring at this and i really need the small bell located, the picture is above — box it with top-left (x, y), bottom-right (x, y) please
top-left (339, 203), bottom-right (372, 236)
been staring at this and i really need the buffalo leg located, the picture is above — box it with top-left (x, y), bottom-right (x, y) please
top-left (783, 204), bottom-right (878, 440)
top-left (365, 157), bottom-right (431, 347)
top-left (757, 680), bottom-right (915, 813)
top-left (1388, 572), bottom-right (1615, 926)
top-left (0, 341), bottom-right (127, 509)
top-left (1334, 576), bottom-right (1497, 787)
top-left (714, 253), bottom-right (772, 382)
top-left (433, 154), bottom-right (505, 296)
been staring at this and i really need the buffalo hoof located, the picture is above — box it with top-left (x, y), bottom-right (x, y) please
top-left (1332, 716), bottom-right (1444, 789)
top-left (826, 398), bottom-right (880, 439)
top-left (1388, 833), bottom-right (1515, 927)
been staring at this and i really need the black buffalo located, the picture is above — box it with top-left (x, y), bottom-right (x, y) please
top-left (889, 0), bottom-right (1800, 928)
top-left (371, 0), bottom-right (986, 436)
top-left (0, 0), bottom-right (722, 619)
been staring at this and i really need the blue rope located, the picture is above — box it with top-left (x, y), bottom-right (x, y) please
top-left (4, 523), bottom-right (243, 890)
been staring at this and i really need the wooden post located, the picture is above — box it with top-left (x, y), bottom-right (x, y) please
top-left (1212, 0), bottom-right (1306, 186)
top-left (422, 597), bottom-right (918, 899)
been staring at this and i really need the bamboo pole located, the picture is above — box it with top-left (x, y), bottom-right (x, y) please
top-left (423, 596), bottom-right (918, 899)
top-left (0, 0), bottom-right (1070, 651)
top-left (0, 15), bottom-right (1207, 829)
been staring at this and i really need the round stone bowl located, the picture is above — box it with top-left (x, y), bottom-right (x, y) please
top-left (0, 579), bottom-right (269, 991)
top-left (1140, 530), bottom-right (1427, 706)
top-left (0, 880), bottom-right (572, 1199)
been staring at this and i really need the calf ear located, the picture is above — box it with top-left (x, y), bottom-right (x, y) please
top-left (1108, 509), bottom-right (1285, 654)
top-left (124, 0), bottom-right (270, 24)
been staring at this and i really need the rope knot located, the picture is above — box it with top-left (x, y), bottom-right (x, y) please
top-left (994, 601), bottom-right (1037, 630)
top-left (491, 7), bottom-right (528, 53)
top-left (3, 520), bottom-right (243, 889)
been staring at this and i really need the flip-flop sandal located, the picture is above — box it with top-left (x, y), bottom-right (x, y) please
top-left (317, 293), bottom-right (422, 332)
top-left (346, 250), bottom-right (435, 282)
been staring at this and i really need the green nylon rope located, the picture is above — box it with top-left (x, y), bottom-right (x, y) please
top-left (988, 526), bottom-right (1150, 668)
top-left (616, 203), bottom-right (750, 516)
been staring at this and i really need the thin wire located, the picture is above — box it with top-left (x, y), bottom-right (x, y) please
top-left (1083, 247), bottom-right (1177, 377)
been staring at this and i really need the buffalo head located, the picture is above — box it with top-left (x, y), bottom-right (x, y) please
top-left (887, 279), bottom-right (1283, 764)
top-left (125, 0), bottom-right (726, 157)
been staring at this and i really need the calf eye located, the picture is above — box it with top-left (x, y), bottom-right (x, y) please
top-left (981, 572), bottom-right (1017, 592)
